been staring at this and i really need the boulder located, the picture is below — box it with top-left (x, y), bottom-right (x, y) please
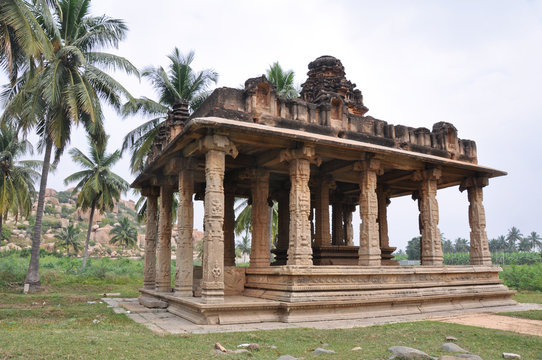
top-left (442, 343), bottom-right (468, 353)
top-left (314, 347), bottom-right (335, 354)
top-left (0, 243), bottom-right (21, 252)
top-left (388, 346), bottom-right (436, 359)
top-left (61, 219), bottom-right (70, 228)
top-left (93, 225), bottom-right (113, 245)
top-left (44, 188), bottom-right (57, 197)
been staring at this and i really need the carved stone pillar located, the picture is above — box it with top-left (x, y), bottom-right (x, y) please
top-left (174, 164), bottom-right (194, 296)
top-left (314, 177), bottom-right (332, 247)
top-left (280, 145), bottom-right (321, 266)
top-left (344, 204), bottom-right (355, 246)
top-left (142, 187), bottom-right (159, 290)
top-left (377, 186), bottom-right (397, 265)
top-left (460, 177), bottom-right (492, 266)
top-left (223, 187), bottom-right (236, 267)
top-left (274, 187), bottom-right (290, 265)
top-left (331, 199), bottom-right (344, 245)
top-left (199, 135), bottom-right (238, 303)
top-left (413, 168), bottom-right (443, 266)
top-left (355, 158), bottom-right (381, 266)
top-left (248, 169), bottom-right (270, 267)
top-left (155, 183), bottom-right (174, 292)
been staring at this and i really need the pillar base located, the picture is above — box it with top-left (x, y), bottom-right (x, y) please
top-left (174, 290), bottom-right (193, 297)
top-left (139, 295), bottom-right (167, 309)
top-left (201, 289), bottom-right (224, 304)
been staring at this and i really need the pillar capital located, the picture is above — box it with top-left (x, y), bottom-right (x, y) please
top-left (280, 144), bottom-right (321, 166)
top-left (459, 176), bottom-right (488, 192)
top-left (412, 168), bottom-right (442, 182)
top-left (141, 186), bottom-right (160, 197)
top-left (198, 134), bottom-right (238, 158)
top-left (354, 158), bottom-right (382, 174)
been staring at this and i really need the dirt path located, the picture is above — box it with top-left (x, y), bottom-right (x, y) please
top-left (436, 313), bottom-right (542, 337)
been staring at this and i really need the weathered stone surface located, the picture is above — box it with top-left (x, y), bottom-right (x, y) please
top-left (502, 353), bottom-right (521, 359)
top-left (314, 347), bottom-right (335, 354)
top-left (156, 185), bottom-right (174, 293)
top-left (175, 167), bottom-right (194, 296)
top-left (143, 192), bottom-right (158, 290)
top-left (249, 169), bottom-right (270, 267)
top-left (445, 336), bottom-right (458, 342)
top-left (356, 158), bottom-right (381, 266)
top-left (442, 343), bottom-right (468, 353)
top-left (277, 356), bottom-right (297, 360)
top-left (388, 346), bottom-right (436, 359)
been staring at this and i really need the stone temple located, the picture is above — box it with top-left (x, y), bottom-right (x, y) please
top-left (132, 56), bottom-right (515, 324)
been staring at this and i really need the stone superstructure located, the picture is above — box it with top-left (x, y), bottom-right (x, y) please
top-left (134, 56), bottom-right (513, 325)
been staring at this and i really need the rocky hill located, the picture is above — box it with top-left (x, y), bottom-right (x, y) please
top-left (0, 188), bottom-right (143, 257)
top-left (0, 188), bottom-right (205, 259)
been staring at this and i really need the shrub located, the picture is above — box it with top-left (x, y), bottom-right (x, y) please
top-left (500, 263), bottom-right (542, 291)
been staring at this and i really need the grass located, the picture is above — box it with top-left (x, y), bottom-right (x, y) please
top-left (1, 254), bottom-right (542, 359)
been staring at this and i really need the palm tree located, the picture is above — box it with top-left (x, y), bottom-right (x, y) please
top-left (266, 62), bottom-right (298, 99)
top-left (518, 237), bottom-right (532, 252)
top-left (109, 216), bottom-right (137, 253)
top-left (236, 234), bottom-right (251, 258)
top-left (525, 231), bottom-right (542, 252)
top-left (64, 136), bottom-right (129, 269)
top-left (0, 0), bottom-right (55, 84)
top-left (56, 224), bottom-right (81, 256)
top-left (1, 0), bottom-right (137, 289)
top-left (122, 47), bottom-right (218, 173)
top-left (506, 227), bottom-right (522, 252)
top-left (453, 238), bottom-right (470, 253)
top-left (0, 123), bottom-right (40, 235)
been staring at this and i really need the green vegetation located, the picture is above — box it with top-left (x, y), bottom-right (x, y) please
top-left (501, 263), bottom-right (542, 291)
top-left (267, 61), bottom-right (299, 98)
top-left (64, 137), bottom-right (129, 269)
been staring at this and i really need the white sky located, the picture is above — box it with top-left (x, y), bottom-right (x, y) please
top-left (4, 0), bottom-right (542, 251)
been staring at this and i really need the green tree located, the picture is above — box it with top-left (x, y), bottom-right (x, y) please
top-left (0, 0), bottom-right (55, 84)
top-left (441, 238), bottom-right (454, 253)
top-left (122, 47), bottom-right (218, 173)
top-left (506, 227), bottom-right (522, 252)
top-left (1, 0), bottom-right (137, 289)
top-left (109, 216), bottom-right (138, 252)
top-left (0, 123), bottom-right (40, 235)
top-left (56, 224), bottom-right (81, 256)
top-left (406, 236), bottom-right (420, 260)
top-left (518, 237), bottom-right (532, 252)
top-left (525, 231), bottom-right (542, 252)
top-left (453, 237), bottom-right (470, 253)
top-left (266, 61), bottom-right (298, 98)
top-left (236, 234), bottom-right (251, 257)
top-left (64, 136), bottom-right (129, 269)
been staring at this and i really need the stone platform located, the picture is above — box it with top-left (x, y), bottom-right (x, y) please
top-left (139, 265), bottom-right (516, 325)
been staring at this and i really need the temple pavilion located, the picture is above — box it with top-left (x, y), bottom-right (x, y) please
top-left (132, 56), bottom-right (515, 325)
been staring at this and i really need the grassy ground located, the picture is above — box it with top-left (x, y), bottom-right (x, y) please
top-left (1, 255), bottom-right (542, 359)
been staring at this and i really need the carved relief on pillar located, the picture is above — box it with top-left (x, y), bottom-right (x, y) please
top-left (274, 184), bottom-right (290, 265)
top-left (412, 168), bottom-right (443, 266)
top-left (460, 176), bottom-right (491, 266)
top-left (354, 158), bottom-right (382, 266)
top-left (156, 183), bottom-right (175, 292)
top-left (198, 135), bottom-right (238, 302)
top-left (314, 176), bottom-right (333, 247)
top-left (280, 145), bottom-right (321, 266)
top-left (241, 168), bottom-right (270, 267)
top-left (141, 187), bottom-right (159, 290)
top-left (175, 160), bottom-right (195, 296)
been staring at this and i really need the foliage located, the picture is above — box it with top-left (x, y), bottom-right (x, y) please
top-left (266, 61), bottom-right (298, 98)
top-left (406, 236), bottom-right (420, 260)
top-left (109, 216), bottom-right (137, 249)
top-left (56, 224), bottom-right (82, 256)
top-left (500, 263), bottom-right (542, 291)
top-left (235, 234), bottom-right (251, 256)
top-left (1, 226), bottom-right (12, 240)
top-left (41, 216), bottom-right (62, 231)
top-left (122, 47), bottom-right (218, 173)
top-left (443, 251), bottom-right (542, 266)
top-left (506, 226), bottom-right (522, 252)
top-left (57, 191), bottom-right (72, 204)
top-left (453, 237), bottom-right (469, 253)
top-left (0, 123), bottom-right (40, 222)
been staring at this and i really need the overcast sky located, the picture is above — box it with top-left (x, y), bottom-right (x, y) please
top-left (4, 0), bottom-right (542, 251)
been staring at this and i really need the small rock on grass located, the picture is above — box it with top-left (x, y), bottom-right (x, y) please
top-left (314, 347), bottom-right (335, 354)
top-left (277, 356), bottom-right (297, 360)
top-left (351, 346), bottom-right (362, 351)
top-left (446, 336), bottom-right (458, 342)
top-left (388, 345), bottom-right (436, 359)
top-left (215, 342), bottom-right (227, 352)
top-left (442, 343), bottom-right (469, 353)
top-left (247, 343), bottom-right (260, 351)
top-left (502, 353), bottom-right (521, 359)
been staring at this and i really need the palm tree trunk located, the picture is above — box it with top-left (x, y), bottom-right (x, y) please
top-left (0, 213), bottom-right (3, 242)
top-left (81, 199), bottom-right (96, 270)
top-left (25, 136), bottom-right (53, 290)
